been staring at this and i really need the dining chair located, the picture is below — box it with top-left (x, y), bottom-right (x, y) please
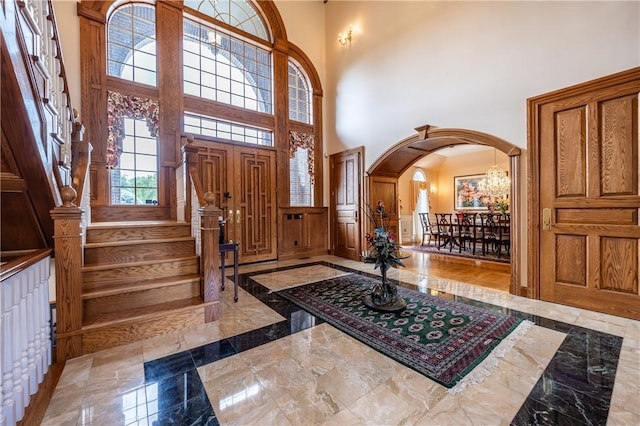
top-left (493, 213), bottom-right (510, 257)
top-left (418, 212), bottom-right (439, 246)
top-left (434, 213), bottom-right (453, 250)
top-left (478, 213), bottom-right (498, 256)
top-left (455, 212), bottom-right (478, 254)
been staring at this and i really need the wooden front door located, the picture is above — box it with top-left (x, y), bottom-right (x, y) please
top-left (536, 68), bottom-right (640, 320)
top-left (233, 146), bottom-right (277, 263)
top-left (194, 139), bottom-right (277, 263)
top-left (330, 148), bottom-right (363, 260)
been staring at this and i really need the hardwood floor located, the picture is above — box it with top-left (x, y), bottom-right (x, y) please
top-left (399, 249), bottom-right (511, 292)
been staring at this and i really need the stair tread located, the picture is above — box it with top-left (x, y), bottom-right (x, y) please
top-left (88, 220), bottom-right (189, 229)
top-left (84, 236), bottom-right (195, 248)
top-left (83, 273), bottom-right (202, 298)
top-left (82, 296), bottom-right (206, 328)
top-left (82, 255), bottom-right (198, 272)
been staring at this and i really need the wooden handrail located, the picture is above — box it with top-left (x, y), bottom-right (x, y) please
top-left (181, 134), bottom-right (207, 207)
top-left (0, 248), bottom-right (52, 282)
top-left (71, 122), bottom-right (89, 204)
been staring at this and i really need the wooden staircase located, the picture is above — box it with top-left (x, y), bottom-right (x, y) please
top-left (79, 221), bottom-right (209, 354)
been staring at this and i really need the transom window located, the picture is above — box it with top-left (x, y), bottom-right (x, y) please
top-left (183, 18), bottom-right (272, 113)
top-left (107, 3), bottom-right (156, 86)
top-left (184, 112), bottom-right (273, 146)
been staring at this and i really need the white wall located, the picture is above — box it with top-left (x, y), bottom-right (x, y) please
top-left (324, 1), bottom-right (640, 166)
top-left (51, 0), bottom-right (81, 116)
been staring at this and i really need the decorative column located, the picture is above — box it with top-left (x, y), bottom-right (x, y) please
top-left (199, 192), bottom-right (221, 322)
top-left (50, 186), bottom-right (84, 362)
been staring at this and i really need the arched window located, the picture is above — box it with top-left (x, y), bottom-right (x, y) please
top-left (288, 60), bottom-right (312, 124)
top-left (287, 58), bottom-right (314, 206)
top-left (107, 3), bottom-right (156, 86)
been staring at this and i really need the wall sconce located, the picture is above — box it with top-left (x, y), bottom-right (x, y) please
top-left (338, 26), bottom-right (352, 46)
top-left (430, 184), bottom-right (437, 195)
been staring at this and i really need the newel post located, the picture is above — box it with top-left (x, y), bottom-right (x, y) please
top-left (199, 192), bottom-right (221, 322)
top-left (49, 186), bottom-right (84, 362)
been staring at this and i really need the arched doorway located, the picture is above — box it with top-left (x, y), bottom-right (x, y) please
top-left (366, 124), bottom-right (522, 295)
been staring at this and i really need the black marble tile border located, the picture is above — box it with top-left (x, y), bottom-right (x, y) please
top-left (141, 260), bottom-right (623, 426)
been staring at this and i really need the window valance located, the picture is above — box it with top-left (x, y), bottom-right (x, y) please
top-left (289, 130), bottom-right (315, 185)
top-left (106, 91), bottom-right (159, 168)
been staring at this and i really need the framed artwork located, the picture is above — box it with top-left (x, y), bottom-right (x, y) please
top-left (454, 174), bottom-right (494, 210)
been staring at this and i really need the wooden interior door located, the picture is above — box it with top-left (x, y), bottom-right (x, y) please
top-left (194, 140), bottom-right (277, 263)
top-left (537, 69), bottom-right (640, 320)
top-left (330, 148), bottom-right (363, 260)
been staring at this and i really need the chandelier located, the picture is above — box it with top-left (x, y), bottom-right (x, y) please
top-left (478, 150), bottom-right (510, 197)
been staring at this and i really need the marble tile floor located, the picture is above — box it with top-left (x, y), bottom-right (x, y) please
top-left (41, 255), bottom-right (640, 425)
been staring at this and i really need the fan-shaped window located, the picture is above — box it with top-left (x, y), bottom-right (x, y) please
top-left (184, 0), bottom-right (269, 41)
top-left (288, 60), bottom-right (312, 124)
top-left (183, 18), bottom-right (272, 113)
top-left (107, 3), bottom-right (156, 86)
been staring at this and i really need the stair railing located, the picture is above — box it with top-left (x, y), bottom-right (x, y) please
top-left (0, 249), bottom-right (53, 425)
top-left (179, 135), bottom-right (222, 321)
top-left (16, 0), bottom-right (78, 189)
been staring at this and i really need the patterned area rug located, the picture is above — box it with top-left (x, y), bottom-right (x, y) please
top-left (278, 273), bottom-right (530, 391)
top-left (402, 244), bottom-right (510, 264)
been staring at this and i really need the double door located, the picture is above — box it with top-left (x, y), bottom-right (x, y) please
top-left (194, 140), bottom-right (277, 264)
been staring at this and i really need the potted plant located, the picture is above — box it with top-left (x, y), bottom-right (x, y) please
top-left (362, 200), bottom-right (407, 312)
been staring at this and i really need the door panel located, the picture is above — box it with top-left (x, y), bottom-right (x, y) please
top-left (197, 145), bottom-right (230, 209)
top-left (234, 147), bottom-right (277, 263)
top-left (539, 76), bottom-right (640, 320)
top-left (330, 148), bottom-right (363, 260)
top-left (192, 140), bottom-right (277, 264)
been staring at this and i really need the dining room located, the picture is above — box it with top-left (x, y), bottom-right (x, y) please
top-left (397, 145), bottom-right (511, 265)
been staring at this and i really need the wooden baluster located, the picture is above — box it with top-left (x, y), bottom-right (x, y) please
top-left (2, 281), bottom-right (16, 425)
